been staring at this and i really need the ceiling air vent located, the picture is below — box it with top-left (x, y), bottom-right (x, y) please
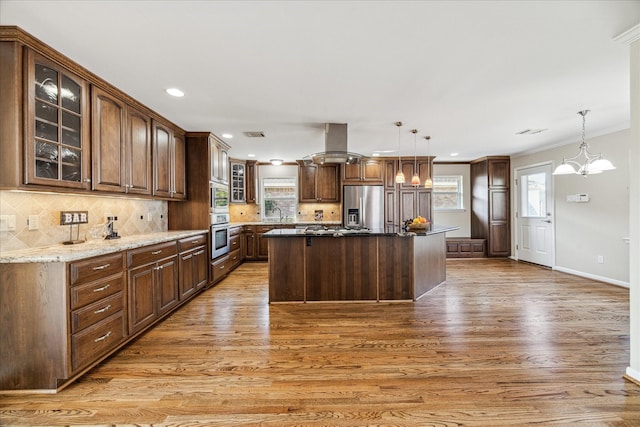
top-left (516, 128), bottom-right (547, 135)
top-left (244, 131), bottom-right (266, 138)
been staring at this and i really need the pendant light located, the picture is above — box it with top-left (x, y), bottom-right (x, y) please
top-left (552, 110), bottom-right (616, 177)
top-left (395, 121), bottom-right (405, 184)
top-left (411, 129), bottom-right (420, 186)
top-left (423, 136), bottom-right (433, 188)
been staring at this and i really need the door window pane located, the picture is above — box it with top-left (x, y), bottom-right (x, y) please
top-left (521, 172), bottom-right (546, 217)
top-left (35, 64), bottom-right (58, 103)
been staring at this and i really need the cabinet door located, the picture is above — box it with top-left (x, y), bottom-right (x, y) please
top-left (384, 190), bottom-right (398, 233)
top-left (342, 163), bottom-right (361, 181)
top-left (157, 257), bottom-right (179, 315)
top-left (316, 164), bottom-right (339, 202)
top-left (230, 162), bottom-right (246, 203)
top-left (173, 131), bottom-right (186, 199)
top-left (91, 86), bottom-right (126, 192)
top-left (416, 190), bottom-right (432, 222)
top-left (219, 149), bottom-right (228, 185)
top-left (362, 159), bottom-right (383, 182)
top-left (153, 120), bottom-right (172, 198)
top-left (257, 232), bottom-right (270, 260)
top-left (209, 138), bottom-right (220, 182)
top-left (128, 264), bottom-right (156, 334)
top-left (126, 106), bottom-right (152, 195)
top-left (244, 231), bottom-right (257, 260)
top-left (193, 248), bottom-right (208, 290)
top-left (25, 50), bottom-right (90, 189)
top-left (178, 251), bottom-right (197, 300)
top-left (384, 160), bottom-right (398, 189)
top-left (245, 160), bottom-right (257, 203)
top-left (399, 190), bottom-right (416, 223)
top-left (298, 163), bottom-right (318, 202)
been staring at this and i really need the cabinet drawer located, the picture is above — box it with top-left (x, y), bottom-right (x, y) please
top-left (70, 274), bottom-right (124, 310)
top-left (127, 241), bottom-right (177, 268)
top-left (229, 226), bottom-right (242, 237)
top-left (71, 291), bottom-right (124, 333)
top-left (256, 225), bottom-right (273, 233)
top-left (228, 248), bottom-right (241, 270)
top-left (178, 234), bottom-right (207, 252)
top-left (69, 252), bottom-right (124, 286)
top-left (211, 255), bottom-right (229, 282)
top-left (229, 234), bottom-right (241, 251)
top-left (71, 311), bottom-right (125, 371)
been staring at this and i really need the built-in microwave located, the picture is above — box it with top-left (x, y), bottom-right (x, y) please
top-left (210, 182), bottom-right (229, 214)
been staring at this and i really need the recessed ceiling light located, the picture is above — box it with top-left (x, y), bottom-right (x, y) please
top-left (221, 133), bottom-right (233, 139)
top-left (270, 159), bottom-right (283, 166)
top-left (165, 88), bottom-right (184, 97)
top-left (450, 152), bottom-right (459, 157)
top-left (247, 154), bottom-right (256, 157)
top-left (372, 153), bottom-right (380, 157)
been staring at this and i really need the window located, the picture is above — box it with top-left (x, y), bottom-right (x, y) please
top-left (262, 177), bottom-right (297, 221)
top-left (433, 176), bottom-right (464, 210)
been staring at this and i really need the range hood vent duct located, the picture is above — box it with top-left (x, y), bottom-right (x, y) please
top-left (303, 123), bottom-right (363, 165)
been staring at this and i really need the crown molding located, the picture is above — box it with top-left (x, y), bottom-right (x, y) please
top-left (614, 24), bottom-right (640, 45)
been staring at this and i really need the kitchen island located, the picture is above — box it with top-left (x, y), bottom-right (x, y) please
top-left (263, 225), bottom-right (458, 303)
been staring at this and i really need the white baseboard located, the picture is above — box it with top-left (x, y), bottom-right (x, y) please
top-left (625, 367), bottom-right (640, 385)
top-left (553, 266), bottom-right (629, 288)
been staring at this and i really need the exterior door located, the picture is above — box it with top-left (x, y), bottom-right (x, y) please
top-left (516, 163), bottom-right (554, 267)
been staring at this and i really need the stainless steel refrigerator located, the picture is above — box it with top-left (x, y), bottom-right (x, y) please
top-left (343, 185), bottom-right (384, 231)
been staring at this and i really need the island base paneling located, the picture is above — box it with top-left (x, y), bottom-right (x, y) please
top-left (265, 227), bottom-right (455, 303)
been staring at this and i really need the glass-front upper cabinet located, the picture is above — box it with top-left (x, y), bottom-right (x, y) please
top-left (230, 161), bottom-right (245, 203)
top-left (25, 50), bottom-right (90, 189)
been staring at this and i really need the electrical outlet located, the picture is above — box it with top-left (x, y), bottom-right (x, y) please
top-left (147, 212), bottom-right (153, 222)
top-left (597, 255), bottom-right (604, 264)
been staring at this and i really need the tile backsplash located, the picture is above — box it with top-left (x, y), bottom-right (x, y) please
top-left (0, 191), bottom-right (167, 252)
top-left (230, 202), bottom-right (341, 223)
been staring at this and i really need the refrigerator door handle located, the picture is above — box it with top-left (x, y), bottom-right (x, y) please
top-left (360, 197), bottom-right (364, 227)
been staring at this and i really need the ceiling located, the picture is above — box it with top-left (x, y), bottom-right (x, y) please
top-left (2, 1), bottom-right (638, 163)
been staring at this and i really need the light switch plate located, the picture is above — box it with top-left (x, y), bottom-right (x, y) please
top-left (0, 215), bottom-right (17, 231)
top-left (28, 215), bottom-right (39, 230)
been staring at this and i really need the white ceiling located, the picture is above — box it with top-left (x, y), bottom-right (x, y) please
top-left (2, 1), bottom-right (638, 163)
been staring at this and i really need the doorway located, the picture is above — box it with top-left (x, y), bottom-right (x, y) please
top-left (515, 162), bottom-right (554, 267)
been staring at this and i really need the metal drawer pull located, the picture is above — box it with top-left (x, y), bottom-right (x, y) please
top-left (94, 331), bottom-right (112, 343)
top-left (219, 265), bottom-right (225, 269)
top-left (93, 284), bottom-right (111, 292)
top-left (92, 263), bottom-right (111, 270)
top-left (94, 304), bottom-right (111, 314)
top-left (151, 250), bottom-right (162, 255)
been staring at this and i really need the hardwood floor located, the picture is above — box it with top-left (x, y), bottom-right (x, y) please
top-left (2, 259), bottom-right (639, 426)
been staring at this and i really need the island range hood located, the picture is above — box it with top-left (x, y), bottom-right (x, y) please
top-left (302, 123), bottom-right (363, 165)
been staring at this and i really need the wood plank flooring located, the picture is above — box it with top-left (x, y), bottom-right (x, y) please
top-left (2, 258), bottom-right (640, 426)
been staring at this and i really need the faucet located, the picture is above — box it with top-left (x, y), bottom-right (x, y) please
top-left (273, 207), bottom-right (283, 222)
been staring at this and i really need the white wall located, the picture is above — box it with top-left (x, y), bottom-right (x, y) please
top-left (511, 129), bottom-right (631, 285)
top-left (432, 163), bottom-right (471, 238)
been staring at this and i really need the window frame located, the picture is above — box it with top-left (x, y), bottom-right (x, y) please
top-left (433, 175), bottom-right (465, 212)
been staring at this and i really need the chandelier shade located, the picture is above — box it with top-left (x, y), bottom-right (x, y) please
top-left (424, 136), bottom-right (433, 188)
top-left (411, 129), bottom-right (420, 186)
top-left (552, 110), bottom-right (615, 177)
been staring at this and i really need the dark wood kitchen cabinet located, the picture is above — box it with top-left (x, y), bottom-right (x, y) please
top-left (91, 86), bottom-right (152, 195)
top-left (297, 161), bottom-right (340, 202)
top-left (69, 253), bottom-right (127, 372)
top-left (24, 49), bottom-right (91, 189)
top-left (178, 234), bottom-right (208, 300)
top-left (0, 27), bottom-right (186, 197)
top-left (342, 159), bottom-right (383, 184)
top-left (153, 120), bottom-right (186, 200)
top-left (127, 241), bottom-right (179, 334)
top-left (470, 156), bottom-right (510, 257)
top-left (383, 157), bottom-right (435, 232)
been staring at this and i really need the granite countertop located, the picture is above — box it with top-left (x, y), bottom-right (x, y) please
top-left (263, 225), bottom-right (459, 238)
top-left (0, 230), bottom-right (208, 264)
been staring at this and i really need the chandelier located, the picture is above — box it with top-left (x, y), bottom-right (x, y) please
top-left (410, 129), bottom-right (420, 186)
top-left (552, 110), bottom-right (615, 177)
top-left (423, 136), bottom-right (433, 188)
